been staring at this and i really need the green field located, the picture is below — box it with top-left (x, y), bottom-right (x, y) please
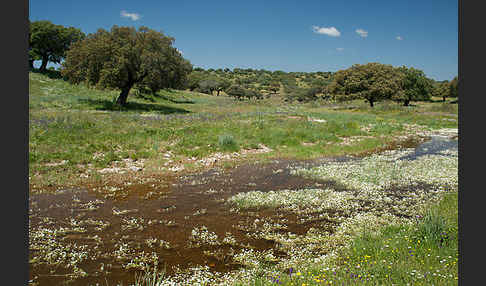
top-left (29, 71), bottom-right (457, 191)
top-left (244, 191), bottom-right (458, 286)
top-left (28, 71), bottom-right (458, 286)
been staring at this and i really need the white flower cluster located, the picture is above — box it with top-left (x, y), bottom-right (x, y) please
top-left (113, 241), bottom-right (133, 260)
top-left (74, 199), bottom-right (105, 211)
top-left (232, 248), bottom-right (277, 268)
top-left (123, 251), bottom-right (159, 271)
top-left (210, 146), bottom-right (458, 285)
top-left (121, 217), bottom-right (145, 231)
top-left (228, 188), bottom-right (350, 213)
top-left (188, 226), bottom-right (220, 247)
top-left (222, 232), bottom-right (238, 246)
top-left (291, 150), bottom-right (458, 192)
top-left (29, 227), bottom-right (90, 273)
top-left (156, 265), bottom-right (218, 286)
top-left (73, 218), bottom-right (110, 231)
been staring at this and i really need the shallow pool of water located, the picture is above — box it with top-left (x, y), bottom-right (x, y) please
top-left (28, 135), bottom-right (458, 285)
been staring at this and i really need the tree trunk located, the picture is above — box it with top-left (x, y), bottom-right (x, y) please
top-left (443, 96), bottom-right (446, 102)
top-left (29, 59), bottom-right (34, 70)
top-left (116, 87), bottom-right (131, 106)
top-left (369, 99), bottom-right (374, 107)
top-left (403, 100), bottom-right (410, 106)
top-left (217, 90), bottom-right (220, 96)
top-left (39, 57), bottom-right (48, 72)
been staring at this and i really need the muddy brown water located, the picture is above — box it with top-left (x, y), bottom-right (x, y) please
top-left (29, 157), bottom-right (350, 286)
top-left (28, 136), bottom-right (457, 286)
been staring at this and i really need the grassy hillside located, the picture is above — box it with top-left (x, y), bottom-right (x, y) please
top-left (29, 71), bottom-right (457, 192)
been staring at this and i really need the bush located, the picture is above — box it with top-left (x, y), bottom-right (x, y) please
top-left (244, 89), bottom-right (263, 100)
top-left (284, 86), bottom-right (320, 102)
top-left (226, 85), bottom-right (262, 100)
top-left (226, 85), bottom-right (246, 100)
top-left (414, 210), bottom-right (449, 247)
top-left (218, 134), bottom-right (239, 152)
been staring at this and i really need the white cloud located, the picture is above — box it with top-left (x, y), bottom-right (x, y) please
top-left (312, 26), bottom-right (341, 37)
top-left (356, 28), bottom-right (368, 38)
top-left (396, 36), bottom-right (403, 40)
top-left (120, 10), bottom-right (141, 21)
top-left (336, 47), bottom-right (344, 51)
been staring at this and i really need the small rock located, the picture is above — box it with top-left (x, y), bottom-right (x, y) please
top-left (129, 166), bottom-right (142, 172)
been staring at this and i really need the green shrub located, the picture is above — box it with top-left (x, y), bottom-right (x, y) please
top-left (413, 210), bottom-right (450, 247)
top-left (218, 134), bottom-right (239, 152)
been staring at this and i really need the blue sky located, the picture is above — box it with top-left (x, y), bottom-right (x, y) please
top-left (29, 0), bottom-right (458, 81)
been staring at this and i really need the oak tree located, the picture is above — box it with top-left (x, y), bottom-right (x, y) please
top-left (449, 76), bottom-right (458, 99)
top-left (61, 26), bottom-right (191, 106)
top-left (328, 63), bottom-right (403, 107)
top-left (29, 20), bottom-right (85, 72)
top-left (393, 66), bottom-right (432, 106)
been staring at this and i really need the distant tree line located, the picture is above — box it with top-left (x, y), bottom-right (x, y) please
top-left (325, 63), bottom-right (458, 107)
top-left (185, 64), bottom-right (458, 106)
top-left (29, 20), bottom-right (457, 107)
top-left (184, 67), bottom-right (333, 101)
top-left (432, 76), bottom-right (458, 103)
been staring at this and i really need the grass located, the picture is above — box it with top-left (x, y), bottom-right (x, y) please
top-left (29, 71), bottom-right (458, 285)
top-left (246, 191), bottom-right (458, 286)
top-left (29, 71), bottom-right (457, 191)
top-left (133, 267), bottom-right (166, 286)
top-left (425, 102), bottom-right (459, 114)
top-left (130, 190), bottom-right (458, 286)
top-left (223, 146), bottom-right (458, 286)
top-left (218, 134), bottom-right (240, 152)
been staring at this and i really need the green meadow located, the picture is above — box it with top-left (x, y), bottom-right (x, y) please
top-left (28, 71), bottom-right (458, 286)
top-left (29, 71), bottom-right (456, 190)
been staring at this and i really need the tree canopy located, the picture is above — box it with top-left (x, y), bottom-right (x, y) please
top-left (263, 80), bottom-right (281, 96)
top-left (186, 71), bottom-right (207, 91)
top-left (226, 84), bottom-right (247, 100)
top-left (226, 84), bottom-right (263, 100)
top-left (431, 80), bottom-right (449, 101)
top-left (328, 63), bottom-right (405, 107)
top-left (198, 78), bottom-right (219, 95)
top-left (431, 76), bottom-right (458, 102)
top-left (29, 20), bottom-right (85, 72)
top-left (449, 76), bottom-right (458, 99)
top-left (284, 85), bottom-right (321, 102)
top-left (213, 77), bottom-right (232, 96)
top-left (61, 25), bottom-right (192, 106)
top-left (393, 66), bottom-right (433, 106)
